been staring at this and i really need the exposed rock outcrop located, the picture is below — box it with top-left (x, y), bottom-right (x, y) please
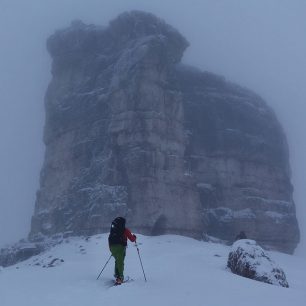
top-left (28, 11), bottom-right (299, 253)
top-left (0, 242), bottom-right (42, 267)
top-left (227, 239), bottom-right (289, 287)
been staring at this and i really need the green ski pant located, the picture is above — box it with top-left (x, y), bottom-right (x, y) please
top-left (110, 245), bottom-right (126, 279)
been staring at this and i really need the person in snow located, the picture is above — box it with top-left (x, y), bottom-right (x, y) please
top-left (108, 217), bottom-right (136, 285)
top-left (235, 231), bottom-right (247, 241)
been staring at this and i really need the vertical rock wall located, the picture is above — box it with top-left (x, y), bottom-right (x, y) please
top-left (30, 11), bottom-right (299, 253)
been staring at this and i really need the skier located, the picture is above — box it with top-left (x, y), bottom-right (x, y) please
top-left (108, 217), bottom-right (136, 285)
top-left (235, 231), bottom-right (247, 241)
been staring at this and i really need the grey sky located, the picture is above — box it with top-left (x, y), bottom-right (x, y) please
top-left (0, 0), bottom-right (305, 255)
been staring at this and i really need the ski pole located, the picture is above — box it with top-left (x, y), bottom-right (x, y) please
top-left (96, 254), bottom-right (112, 280)
top-left (135, 242), bottom-right (147, 282)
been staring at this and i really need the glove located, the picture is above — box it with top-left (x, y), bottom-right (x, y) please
top-left (133, 234), bottom-right (137, 242)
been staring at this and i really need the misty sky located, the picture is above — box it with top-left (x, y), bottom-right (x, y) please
top-left (0, 0), bottom-right (305, 255)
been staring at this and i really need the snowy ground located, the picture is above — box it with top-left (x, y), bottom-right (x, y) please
top-left (0, 234), bottom-right (305, 306)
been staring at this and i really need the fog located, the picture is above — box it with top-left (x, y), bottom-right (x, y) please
top-left (0, 0), bottom-right (305, 255)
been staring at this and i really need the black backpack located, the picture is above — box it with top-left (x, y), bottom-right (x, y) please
top-left (108, 217), bottom-right (126, 246)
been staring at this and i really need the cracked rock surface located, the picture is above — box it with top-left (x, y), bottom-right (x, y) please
top-left (27, 11), bottom-right (299, 254)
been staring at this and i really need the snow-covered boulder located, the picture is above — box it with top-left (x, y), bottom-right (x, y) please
top-left (227, 239), bottom-right (289, 287)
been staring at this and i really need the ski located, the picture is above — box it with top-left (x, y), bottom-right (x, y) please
top-left (104, 276), bottom-right (133, 288)
top-left (113, 276), bottom-right (133, 286)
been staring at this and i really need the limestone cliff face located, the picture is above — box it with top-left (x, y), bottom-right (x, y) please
top-left (30, 11), bottom-right (299, 253)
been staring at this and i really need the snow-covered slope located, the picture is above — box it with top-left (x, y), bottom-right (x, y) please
top-left (0, 235), bottom-right (305, 306)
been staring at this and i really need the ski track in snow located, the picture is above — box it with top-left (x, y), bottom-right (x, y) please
top-left (0, 234), bottom-right (305, 306)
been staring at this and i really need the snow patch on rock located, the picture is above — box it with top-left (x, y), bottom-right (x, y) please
top-left (227, 239), bottom-right (289, 287)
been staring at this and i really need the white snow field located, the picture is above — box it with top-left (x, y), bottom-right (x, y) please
top-left (0, 234), bottom-right (305, 306)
